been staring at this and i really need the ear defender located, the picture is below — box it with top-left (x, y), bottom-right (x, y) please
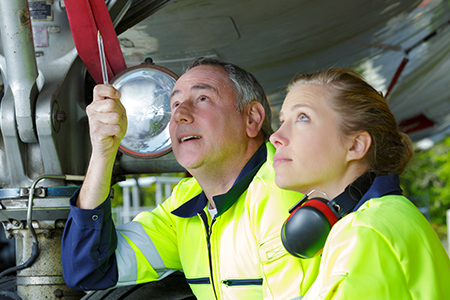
top-left (281, 196), bottom-right (338, 258)
top-left (281, 172), bottom-right (375, 259)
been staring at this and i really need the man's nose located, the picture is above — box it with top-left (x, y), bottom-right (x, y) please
top-left (172, 102), bottom-right (194, 124)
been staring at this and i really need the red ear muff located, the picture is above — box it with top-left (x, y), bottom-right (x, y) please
top-left (280, 173), bottom-right (375, 259)
top-left (281, 198), bottom-right (338, 259)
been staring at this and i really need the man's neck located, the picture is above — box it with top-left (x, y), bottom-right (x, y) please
top-left (192, 141), bottom-right (264, 206)
top-left (194, 159), bottom-right (248, 206)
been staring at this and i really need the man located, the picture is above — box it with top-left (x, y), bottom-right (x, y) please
top-left (61, 58), bottom-right (320, 299)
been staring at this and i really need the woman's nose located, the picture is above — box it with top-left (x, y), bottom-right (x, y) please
top-left (270, 127), bottom-right (287, 147)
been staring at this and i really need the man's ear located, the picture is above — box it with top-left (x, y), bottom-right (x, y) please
top-left (347, 131), bottom-right (371, 162)
top-left (246, 101), bottom-right (265, 138)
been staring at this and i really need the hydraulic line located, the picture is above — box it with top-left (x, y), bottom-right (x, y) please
top-left (0, 175), bottom-right (84, 279)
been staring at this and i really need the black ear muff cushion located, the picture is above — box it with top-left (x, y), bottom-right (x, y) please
top-left (281, 199), bottom-right (337, 258)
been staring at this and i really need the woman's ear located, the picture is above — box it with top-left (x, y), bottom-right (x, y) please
top-left (347, 131), bottom-right (371, 162)
top-left (246, 101), bottom-right (265, 138)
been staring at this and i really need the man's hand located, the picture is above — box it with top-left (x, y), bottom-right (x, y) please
top-left (87, 84), bottom-right (127, 158)
top-left (78, 84), bottom-right (127, 209)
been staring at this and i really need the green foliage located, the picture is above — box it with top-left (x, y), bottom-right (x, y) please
top-left (400, 135), bottom-right (450, 231)
top-left (112, 184), bottom-right (123, 208)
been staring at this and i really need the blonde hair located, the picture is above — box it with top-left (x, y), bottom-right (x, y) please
top-left (288, 68), bottom-right (414, 175)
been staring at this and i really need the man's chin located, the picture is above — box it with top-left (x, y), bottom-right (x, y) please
top-left (177, 157), bottom-right (202, 173)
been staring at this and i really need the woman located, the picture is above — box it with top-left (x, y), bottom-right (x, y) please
top-left (270, 68), bottom-right (450, 299)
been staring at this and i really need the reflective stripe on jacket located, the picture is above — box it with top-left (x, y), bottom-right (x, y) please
top-left (115, 142), bottom-right (321, 299)
top-left (303, 193), bottom-right (450, 300)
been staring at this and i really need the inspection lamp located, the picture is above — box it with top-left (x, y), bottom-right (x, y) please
top-left (111, 63), bottom-right (178, 158)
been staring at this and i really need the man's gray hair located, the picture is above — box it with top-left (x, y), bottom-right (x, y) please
top-left (185, 57), bottom-right (273, 141)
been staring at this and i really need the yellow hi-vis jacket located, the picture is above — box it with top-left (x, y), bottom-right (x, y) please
top-left (115, 143), bottom-right (320, 299)
top-left (303, 194), bottom-right (450, 300)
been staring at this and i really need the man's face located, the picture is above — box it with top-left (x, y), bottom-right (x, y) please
top-left (169, 65), bottom-right (249, 174)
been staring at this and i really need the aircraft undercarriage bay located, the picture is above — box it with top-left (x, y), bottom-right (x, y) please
top-left (1, 0), bottom-right (450, 299)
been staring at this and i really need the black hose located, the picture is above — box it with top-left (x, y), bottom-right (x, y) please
top-left (0, 175), bottom-right (83, 281)
top-left (0, 290), bottom-right (22, 299)
top-left (0, 242), bottom-right (39, 279)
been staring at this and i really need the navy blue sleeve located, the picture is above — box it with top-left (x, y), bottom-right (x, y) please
top-left (61, 188), bottom-right (118, 290)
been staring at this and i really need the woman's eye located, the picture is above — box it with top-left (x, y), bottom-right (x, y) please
top-left (298, 113), bottom-right (310, 121)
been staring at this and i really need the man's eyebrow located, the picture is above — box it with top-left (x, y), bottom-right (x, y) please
top-left (192, 84), bottom-right (217, 93)
top-left (170, 84), bottom-right (218, 100)
top-left (170, 89), bottom-right (181, 100)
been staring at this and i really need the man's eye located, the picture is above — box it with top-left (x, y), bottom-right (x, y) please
top-left (198, 96), bottom-right (209, 102)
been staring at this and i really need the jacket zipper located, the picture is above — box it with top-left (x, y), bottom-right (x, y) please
top-left (222, 278), bottom-right (264, 286)
top-left (199, 210), bottom-right (218, 299)
top-left (186, 277), bottom-right (210, 284)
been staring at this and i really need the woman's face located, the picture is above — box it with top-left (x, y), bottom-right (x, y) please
top-left (270, 84), bottom-right (355, 196)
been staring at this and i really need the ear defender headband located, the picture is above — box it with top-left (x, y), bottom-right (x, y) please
top-left (281, 172), bottom-right (375, 259)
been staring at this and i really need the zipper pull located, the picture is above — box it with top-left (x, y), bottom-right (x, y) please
top-left (221, 280), bottom-right (231, 286)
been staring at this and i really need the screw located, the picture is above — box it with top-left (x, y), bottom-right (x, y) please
top-left (43, 229), bottom-right (54, 239)
top-left (56, 110), bottom-right (67, 123)
top-left (54, 289), bottom-right (64, 298)
top-left (332, 203), bottom-right (341, 212)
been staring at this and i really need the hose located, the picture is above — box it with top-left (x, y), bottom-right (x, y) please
top-left (0, 175), bottom-right (84, 279)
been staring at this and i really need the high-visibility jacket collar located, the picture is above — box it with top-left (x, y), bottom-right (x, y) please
top-left (352, 173), bottom-right (403, 212)
top-left (171, 143), bottom-right (267, 218)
